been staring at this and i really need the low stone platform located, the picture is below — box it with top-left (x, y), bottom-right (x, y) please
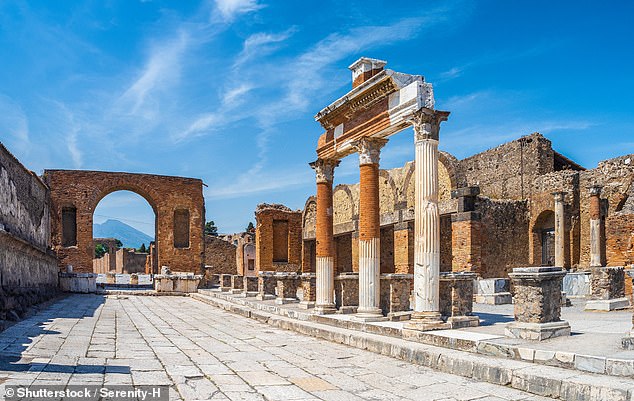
top-left (194, 288), bottom-right (634, 381)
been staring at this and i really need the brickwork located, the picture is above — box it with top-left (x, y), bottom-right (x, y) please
top-left (393, 223), bottom-right (413, 274)
top-left (359, 163), bottom-right (380, 240)
top-left (451, 218), bottom-right (482, 274)
top-left (334, 234), bottom-right (352, 273)
top-left (204, 235), bottom-right (237, 274)
top-left (379, 226), bottom-right (395, 273)
top-left (43, 170), bottom-right (204, 273)
top-left (255, 204), bottom-right (302, 272)
top-left (606, 214), bottom-right (634, 266)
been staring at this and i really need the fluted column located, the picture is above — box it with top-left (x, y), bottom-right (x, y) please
top-left (553, 192), bottom-right (566, 268)
top-left (310, 158), bottom-right (339, 314)
top-left (406, 109), bottom-right (450, 330)
top-left (589, 186), bottom-right (603, 267)
top-left (352, 138), bottom-right (387, 321)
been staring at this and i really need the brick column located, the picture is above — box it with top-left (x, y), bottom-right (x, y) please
top-left (451, 187), bottom-right (482, 274)
top-left (310, 158), bottom-right (339, 314)
top-left (553, 192), bottom-right (566, 268)
top-left (406, 109), bottom-right (450, 331)
top-left (589, 185), bottom-right (603, 267)
top-left (351, 138), bottom-right (387, 321)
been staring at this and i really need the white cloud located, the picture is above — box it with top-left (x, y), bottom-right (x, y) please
top-left (234, 29), bottom-right (295, 68)
top-left (214, 0), bottom-right (263, 22)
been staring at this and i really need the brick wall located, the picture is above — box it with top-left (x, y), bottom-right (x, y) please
top-left (255, 204), bottom-right (302, 272)
top-left (204, 235), bottom-right (237, 274)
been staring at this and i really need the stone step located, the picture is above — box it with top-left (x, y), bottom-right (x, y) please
top-left (191, 291), bottom-right (634, 401)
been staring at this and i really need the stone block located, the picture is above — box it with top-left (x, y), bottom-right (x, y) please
top-left (256, 271), bottom-right (276, 300)
top-left (210, 273), bottom-right (221, 287)
top-left (505, 321), bottom-right (571, 341)
top-left (230, 275), bottom-right (244, 294)
top-left (275, 273), bottom-right (300, 304)
top-left (379, 274), bottom-right (412, 316)
top-left (220, 274), bottom-right (232, 292)
top-left (562, 271), bottom-right (591, 298)
top-left (299, 273), bottom-right (316, 309)
top-left (243, 276), bottom-right (258, 293)
top-left (585, 297), bottom-right (630, 311)
top-left (334, 273), bottom-right (359, 313)
top-left (440, 272), bottom-right (477, 322)
top-left (574, 354), bottom-right (606, 374)
top-left (154, 274), bottom-right (201, 293)
top-left (59, 272), bottom-right (97, 293)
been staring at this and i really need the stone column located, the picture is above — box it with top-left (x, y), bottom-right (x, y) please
top-left (310, 158), bottom-right (339, 314)
top-left (406, 109), bottom-right (450, 331)
top-left (589, 185), bottom-right (603, 267)
top-left (623, 270), bottom-right (634, 349)
top-left (553, 192), bottom-right (566, 268)
top-left (351, 138), bottom-right (387, 321)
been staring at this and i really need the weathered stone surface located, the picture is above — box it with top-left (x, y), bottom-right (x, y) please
top-left (590, 266), bottom-right (625, 299)
top-left (439, 272), bottom-right (476, 318)
top-left (257, 271), bottom-right (276, 300)
top-left (334, 273), bottom-right (359, 313)
top-left (204, 234), bottom-right (237, 275)
top-left (275, 273), bottom-right (300, 304)
top-left (379, 274), bottom-right (412, 316)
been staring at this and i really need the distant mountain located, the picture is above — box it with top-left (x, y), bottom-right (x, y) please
top-left (93, 219), bottom-right (153, 249)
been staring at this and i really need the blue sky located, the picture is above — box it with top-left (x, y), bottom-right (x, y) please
top-left (1, 0), bottom-right (633, 236)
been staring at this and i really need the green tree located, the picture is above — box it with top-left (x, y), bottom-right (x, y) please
top-left (205, 221), bottom-right (218, 236)
top-left (95, 243), bottom-right (108, 258)
top-left (246, 222), bottom-right (255, 233)
top-left (137, 243), bottom-right (147, 253)
top-left (114, 239), bottom-right (123, 249)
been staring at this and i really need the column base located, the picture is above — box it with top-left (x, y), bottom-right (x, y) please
top-left (314, 304), bottom-right (337, 315)
top-left (505, 321), bottom-right (571, 341)
top-left (622, 333), bottom-right (634, 350)
top-left (404, 312), bottom-right (450, 331)
top-left (298, 301), bottom-right (315, 309)
top-left (337, 306), bottom-right (358, 315)
top-left (584, 297), bottom-right (630, 311)
top-left (236, 291), bottom-right (258, 298)
top-left (229, 289), bottom-right (243, 294)
top-left (352, 307), bottom-right (387, 322)
top-left (255, 294), bottom-right (276, 301)
top-left (220, 287), bottom-right (232, 292)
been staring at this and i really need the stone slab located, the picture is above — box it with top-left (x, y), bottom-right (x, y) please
top-left (505, 321), bottom-right (571, 341)
top-left (584, 297), bottom-right (630, 311)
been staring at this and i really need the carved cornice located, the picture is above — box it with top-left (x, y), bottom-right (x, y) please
top-left (310, 159), bottom-right (340, 183)
top-left (409, 109), bottom-right (450, 142)
top-left (351, 138), bottom-right (388, 166)
top-left (317, 78), bottom-right (397, 130)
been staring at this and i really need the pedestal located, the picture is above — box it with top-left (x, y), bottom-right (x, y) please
top-left (299, 273), bottom-right (316, 309)
top-left (440, 272), bottom-right (479, 328)
top-left (275, 273), bottom-right (300, 304)
top-left (242, 276), bottom-right (259, 297)
top-left (335, 273), bottom-right (359, 314)
top-left (474, 278), bottom-right (512, 305)
top-left (379, 274), bottom-right (413, 321)
top-left (585, 266), bottom-right (629, 311)
top-left (230, 275), bottom-right (244, 294)
top-left (209, 273), bottom-right (221, 287)
top-left (220, 274), bottom-right (232, 292)
top-left (256, 271), bottom-right (276, 300)
top-left (505, 267), bottom-right (570, 340)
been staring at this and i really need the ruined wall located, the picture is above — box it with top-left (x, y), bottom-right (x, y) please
top-left (477, 197), bottom-right (530, 278)
top-left (0, 143), bottom-right (58, 323)
top-left (255, 204), bottom-right (302, 272)
top-left (43, 170), bottom-right (204, 274)
top-left (204, 235), bottom-right (237, 274)
top-left (460, 133), bottom-right (555, 200)
top-left (115, 249), bottom-right (147, 274)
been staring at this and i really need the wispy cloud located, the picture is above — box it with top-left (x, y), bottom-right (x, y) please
top-left (214, 0), bottom-right (264, 22)
top-left (0, 94), bottom-right (30, 153)
top-left (233, 28), bottom-right (296, 68)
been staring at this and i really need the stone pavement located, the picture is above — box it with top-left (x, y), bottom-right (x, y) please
top-left (0, 295), bottom-right (548, 401)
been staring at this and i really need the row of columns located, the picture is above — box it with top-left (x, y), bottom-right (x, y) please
top-left (311, 109), bottom-right (448, 327)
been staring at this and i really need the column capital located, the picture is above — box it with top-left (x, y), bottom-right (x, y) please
top-left (588, 185), bottom-right (603, 197)
top-left (351, 138), bottom-right (387, 166)
top-left (310, 158), bottom-right (340, 184)
top-left (409, 109), bottom-right (450, 142)
top-left (552, 191), bottom-right (567, 202)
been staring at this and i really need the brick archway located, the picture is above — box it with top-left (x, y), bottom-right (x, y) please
top-left (43, 170), bottom-right (205, 273)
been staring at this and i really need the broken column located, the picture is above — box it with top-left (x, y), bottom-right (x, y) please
top-left (553, 192), bottom-right (566, 268)
top-left (311, 158), bottom-right (339, 314)
top-left (506, 267), bottom-right (570, 340)
top-left (406, 109), bottom-right (450, 331)
top-left (352, 138), bottom-right (387, 321)
top-left (451, 186), bottom-right (482, 274)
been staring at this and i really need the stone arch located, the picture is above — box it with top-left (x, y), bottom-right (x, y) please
top-left (403, 155), bottom-right (457, 208)
top-left (333, 184), bottom-right (355, 225)
top-left (530, 210), bottom-right (555, 266)
top-left (302, 196), bottom-right (317, 237)
top-left (378, 170), bottom-right (397, 214)
top-left (43, 170), bottom-right (204, 273)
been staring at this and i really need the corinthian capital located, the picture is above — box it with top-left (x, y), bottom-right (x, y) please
top-left (310, 158), bottom-right (340, 183)
top-left (409, 109), bottom-right (450, 142)
top-left (350, 138), bottom-right (388, 166)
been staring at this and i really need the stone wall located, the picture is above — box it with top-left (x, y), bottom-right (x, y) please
top-left (115, 249), bottom-right (147, 274)
top-left (43, 170), bottom-right (204, 273)
top-left (255, 204), bottom-right (302, 272)
top-left (0, 143), bottom-right (59, 324)
top-left (204, 235), bottom-right (237, 274)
